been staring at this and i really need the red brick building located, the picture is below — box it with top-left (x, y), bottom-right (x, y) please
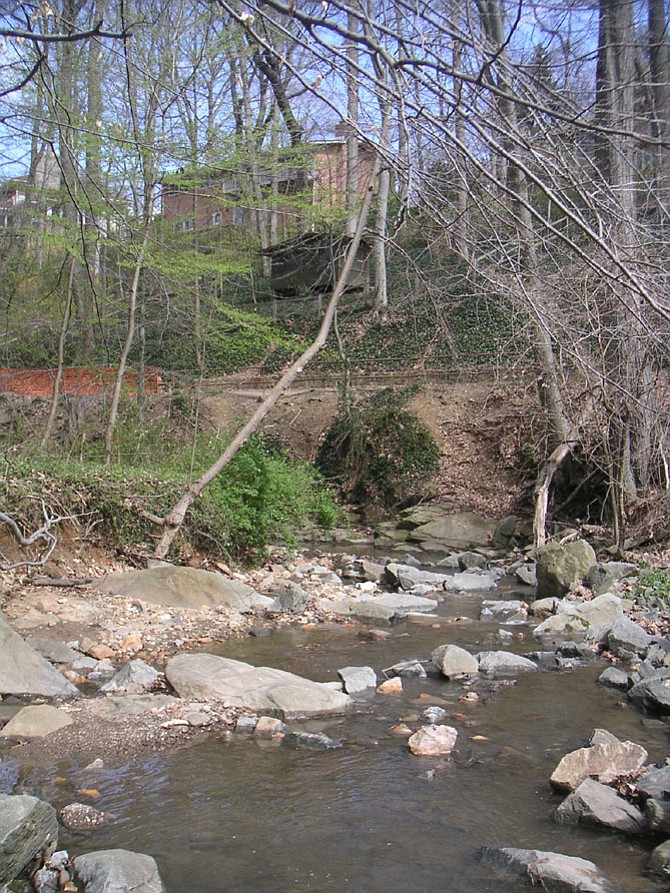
top-left (160, 139), bottom-right (376, 240)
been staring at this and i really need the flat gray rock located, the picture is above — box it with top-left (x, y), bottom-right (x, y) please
top-left (1, 705), bottom-right (73, 739)
top-left (405, 511), bottom-right (494, 551)
top-left (166, 653), bottom-right (353, 720)
top-left (74, 849), bottom-right (166, 893)
top-left (554, 777), bottom-right (646, 834)
top-left (479, 600), bottom-right (528, 622)
top-left (337, 666), bottom-right (377, 693)
top-left (94, 694), bottom-right (179, 718)
top-left (444, 571), bottom-right (498, 592)
top-left (481, 846), bottom-right (614, 893)
top-left (319, 592), bottom-right (438, 622)
top-left (25, 638), bottom-right (82, 664)
top-left (97, 566), bottom-right (265, 613)
top-left (384, 564), bottom-right (451, 590)
top-left (0, 794), bottom-right (58, 886)
top-left (476, 651), bottom-right (537, 674)
top-left (0, 611), bottom-right (78, 699)
top-left (371, 593), bottom-right (439, 613)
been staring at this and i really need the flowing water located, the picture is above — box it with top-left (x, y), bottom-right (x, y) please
top-left (5, 577), bottom-right (669, 892)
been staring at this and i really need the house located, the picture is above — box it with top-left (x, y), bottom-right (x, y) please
top-left (160, 138), bottom-right (377, 295)
top-left (0, 178), bottom-right (28, 229)
top-left (0, 145), bottom-right (61, 232)
top-left (160, 138), bottom-right (376, 239)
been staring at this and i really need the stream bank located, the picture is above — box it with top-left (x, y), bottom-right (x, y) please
top-left (2, 525), bottom-right (670, 892)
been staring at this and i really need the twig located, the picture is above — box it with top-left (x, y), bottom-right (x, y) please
top-left (28, 576), bottom-right (94, 587)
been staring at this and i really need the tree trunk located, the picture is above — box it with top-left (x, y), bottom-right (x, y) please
top-left (103, 228), bottom-right (150, 465)
top-left (41, 258), bottom-right (75, 449)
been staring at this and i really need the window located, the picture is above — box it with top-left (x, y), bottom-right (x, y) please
top-left (232, 207), bottom-right (245, 226)
top-left (212, 210), bottom-right (222, 225)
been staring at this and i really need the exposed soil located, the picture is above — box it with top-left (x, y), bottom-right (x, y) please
top-left (199, 370), bottom-right (535, 519)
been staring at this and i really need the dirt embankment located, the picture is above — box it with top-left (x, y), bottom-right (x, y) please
top-left (199, 370), bottom-right (535, 519)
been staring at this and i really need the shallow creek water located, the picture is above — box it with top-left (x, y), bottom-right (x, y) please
top-left (7, 578), bottom-right (670, 892)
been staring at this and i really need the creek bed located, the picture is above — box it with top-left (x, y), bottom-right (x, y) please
top-left (6, 579), bottom-right (669, 893)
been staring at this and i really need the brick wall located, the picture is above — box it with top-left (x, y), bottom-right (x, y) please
top-left (0, 367), bottom-right (162, 397)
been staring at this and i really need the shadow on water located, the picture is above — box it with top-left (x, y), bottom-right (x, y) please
top-left (6, 575), bottom-right (670, 893)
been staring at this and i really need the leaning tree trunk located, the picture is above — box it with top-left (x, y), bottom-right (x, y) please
top-left (152, 158), bottom-right (381, 558)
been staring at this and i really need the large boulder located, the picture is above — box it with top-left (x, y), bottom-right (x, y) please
top-left (636, 764), bottom-right (670, 800)
top-left (97, 566), bottom-right (268, 613)
top-left (607, 615), bottom-right (653, 659)
top-left (549, 736), bottom-right (648, 792)
top-left (431, 644), bottom-right (479, 678)
top-left (165, 653), bottom-right (353, 720)
top-left (401, 510), bottom-right (495, 551)
top-left (628, 670), bottom-right (670, 713)
top-left (533, 593), bottom-right (623, 638)
top-left (480, 846), bottom-right (614, 893)
top-left (0, 611), bottom-right (78, 699)
top-left (0, 794), bottom-right (58, 886)
top-left (553, 777), bottom-right (646, 834)
top-left (535, 540), bottom-right (596, 599)
top-left (74, 849), bottom-right (166, 893)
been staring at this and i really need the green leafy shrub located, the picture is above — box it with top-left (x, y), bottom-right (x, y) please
top-left (196, 436), bottom-right (340, 557)
top-left (316, 388), bottom-right (440, 512)
top-left (635, 567), bottom-right (670, 606)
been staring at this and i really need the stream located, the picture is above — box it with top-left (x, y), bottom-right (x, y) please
top-left (6, 569), bottom-right (670, 892)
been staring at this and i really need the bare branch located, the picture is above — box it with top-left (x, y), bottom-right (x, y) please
top-left (0, 502), bottom-right (64, 570)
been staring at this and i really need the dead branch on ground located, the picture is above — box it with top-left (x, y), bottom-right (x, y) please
top-left (0, 502), bottom-right (66, 570)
